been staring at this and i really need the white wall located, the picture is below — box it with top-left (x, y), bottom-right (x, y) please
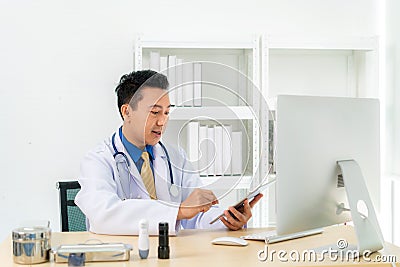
top-left (0, 0), bottom-right (380, 241)
top-left (386, 0), bottom-right (400, 244)
top-left (386, 0), bottom-right (400, 175)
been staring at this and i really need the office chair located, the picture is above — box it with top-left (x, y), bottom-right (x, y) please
top-left (56, 181), bottom-right (86, 232)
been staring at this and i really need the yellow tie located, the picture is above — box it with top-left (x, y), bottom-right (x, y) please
top-left (141, 152), bottom-right (157, 200)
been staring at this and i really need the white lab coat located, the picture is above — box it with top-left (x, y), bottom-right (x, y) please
top-left (75, 131), bottom-right (225, 235)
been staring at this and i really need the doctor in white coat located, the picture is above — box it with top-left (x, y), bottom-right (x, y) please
top-left (75, 70), bottom-right (262, 235)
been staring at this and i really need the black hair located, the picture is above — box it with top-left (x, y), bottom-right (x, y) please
top-left (115, 70), bottom-right (169, 119)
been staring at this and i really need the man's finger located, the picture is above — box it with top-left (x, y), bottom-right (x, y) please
top-left (242, 199), bottom-right (252, 217)
top-left (200, 203), bottom-right (212, 212)
top-left (221, 214), bottom-right (241, 230)
top-left (224, 210), bottom-right (242, 228)
top-left (249, 193), bottom-right (263, 208)
top-left (220, 216), bottom-right (236, 230)
top-left (228, 206), bottom-right (246, 222)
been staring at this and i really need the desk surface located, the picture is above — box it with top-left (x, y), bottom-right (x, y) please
top-left (1, 226), bottom-right (399, 266)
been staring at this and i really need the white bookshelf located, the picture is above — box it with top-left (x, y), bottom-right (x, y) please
top-left (201, 175), bottom-right (253, 190)
top-left (169, 106), bottom-right (256, 120)
top-left (258, 34), bottom-right (380, 227)
top-left (134, 35), bottom-right (261, 194)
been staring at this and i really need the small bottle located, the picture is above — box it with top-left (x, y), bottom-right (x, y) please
top-left (158, 222), bottom-right (170, 259)
top-left (138, 219), bottom-right (149, 259)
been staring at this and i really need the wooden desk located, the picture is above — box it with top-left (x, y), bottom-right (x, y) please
top-left (1, 226), bottom-right (399, 266)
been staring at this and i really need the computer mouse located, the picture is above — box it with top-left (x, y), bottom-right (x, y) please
top-left (211, 236), bottom-right (248, 246)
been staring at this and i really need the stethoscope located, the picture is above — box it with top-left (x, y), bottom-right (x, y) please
top-left (111, 132), bottom-right (179, 199)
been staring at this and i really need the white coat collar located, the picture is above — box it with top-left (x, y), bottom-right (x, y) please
top-left (109, 131), bottom-right (173, 203)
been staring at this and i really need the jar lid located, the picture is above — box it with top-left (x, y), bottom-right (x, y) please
top-left (12, 226), bottom-right (51, 241)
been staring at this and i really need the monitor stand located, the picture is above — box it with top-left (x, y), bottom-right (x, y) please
top-left (314, 159), bottom-right (383, 257)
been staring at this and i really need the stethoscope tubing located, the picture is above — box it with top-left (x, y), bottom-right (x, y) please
top-left (111, 132), bottom-right (174, 186)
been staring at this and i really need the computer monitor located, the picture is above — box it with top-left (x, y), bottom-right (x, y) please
top-left (275, 95), bottom-right (381, 239)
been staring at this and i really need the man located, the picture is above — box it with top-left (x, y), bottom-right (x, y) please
top-left (75, 70), bottom-right (262, 235)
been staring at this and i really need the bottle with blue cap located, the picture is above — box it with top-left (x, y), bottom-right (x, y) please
top-left (138, 219), bottom-right (149, 259)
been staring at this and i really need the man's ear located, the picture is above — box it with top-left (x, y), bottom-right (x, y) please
top-left (121, 104), bottom-right (130, 119)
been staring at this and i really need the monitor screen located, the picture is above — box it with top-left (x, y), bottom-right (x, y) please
top-left (275, 95), bottom-right (380, 235)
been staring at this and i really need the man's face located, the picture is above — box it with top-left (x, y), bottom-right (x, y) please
top-left (122, 87), bottom-right (171, 148)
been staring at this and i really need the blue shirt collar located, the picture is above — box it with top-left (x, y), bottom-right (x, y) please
top-left (119, 127), bottom-right (154, 162)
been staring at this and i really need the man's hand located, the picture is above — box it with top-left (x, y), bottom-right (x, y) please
top-left (220, 194), bottom-right (263, 230)
top-left (177, 189), bottom-right (219, 220)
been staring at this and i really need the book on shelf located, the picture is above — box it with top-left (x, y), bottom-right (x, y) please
top-left (222, 125), bottom-right (232, 175)
top-left (168, 55), bottom-right (177, 106)
top-left (186, 121), bottom-right (199, 171)
top-left (214, 125), bottom-right (223, 176)
top-left (150, 52), bottom-right (160, 71)
top-left (237, 53), bottom-right (252, 106)
top-left (176, 58), bottom-right (184, 106)
top-left (193, 62), bottom-right (202, 107)
top-left (198, 125), bottom-right (208, 176)
top-left (160, 56), bottom-right (169, 104)
top-left (160, 56), bottom-right (168, 73)
top-left (207, 126), bottom-right (215, 176)
top-left (182, 62), bottom-right (194, 107)
top-left (231, 131), bottom-right (243, 175)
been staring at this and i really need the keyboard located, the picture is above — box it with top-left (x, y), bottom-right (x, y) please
top-left (241, 228), bottom-right (324, 244)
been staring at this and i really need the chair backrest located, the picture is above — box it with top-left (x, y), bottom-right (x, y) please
top-left (56, 181), bottom-right (86, 232)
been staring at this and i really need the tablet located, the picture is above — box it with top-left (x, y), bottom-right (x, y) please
top-left (209, 178), bottom-right (276, 224)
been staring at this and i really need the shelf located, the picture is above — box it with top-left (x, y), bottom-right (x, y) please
top-left (199, 174), bottom-right (275, 190)
top-left (169, 106), bottom-right (256, 120)
top-left (138, 40), bottom-right (254, 49)
top-left (200, 175), bottom-right (253, 190)
top-left (264, 35), bottom-right (378, 51)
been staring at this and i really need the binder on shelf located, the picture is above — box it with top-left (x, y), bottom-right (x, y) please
top-left (198, 125), bottom-right (208, 176)
top-left (160, 56), bottom-right (168, 73)
top-left (168, 55), bottom-right (177, 106)
top-left (176, 58), bottom-right (184, 106)
top-left (214, 125), bottom-right (223, 176)
top-left (182, 63), bottom-right (194, 107)
top-left (231, 131), bottom-right (243, 175)
top-left (150, 52), bottom-right (160, 71)
top-left (207, 127), bottom-right (216, 176)
top-left (222, 125), bottom-right (232, 175)
top-left (187, 121), bottom-right (199, 171)
top-left (237, 54), bottom-right (250, 106)
top-left (193, 63), bottom-right (202, 107)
